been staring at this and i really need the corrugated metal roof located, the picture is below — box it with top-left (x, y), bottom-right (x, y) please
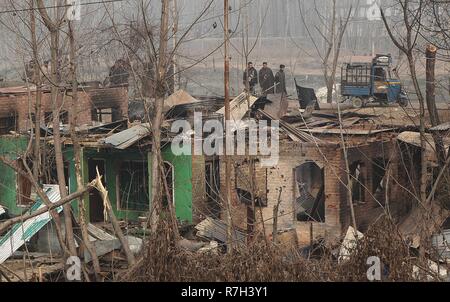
top-left (0, 185), bottom-right (61, 264)
top-left (299, 128), bottom-right (395, 135)
top-left (397, 131), bottom-right (435, 148)
top-left (164, 90), bottom-right (200, 111)
top-left (103, 123), bottom-right (151, 149)
top-left (195, 217), bottom-right (246, 245)
top-left (430, 122), bottom-right (450, 132)
top-left (216, 92), bottom-right (258, 121)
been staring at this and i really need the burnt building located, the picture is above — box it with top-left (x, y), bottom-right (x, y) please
top-left (0, 85), bottom-right (129, 135)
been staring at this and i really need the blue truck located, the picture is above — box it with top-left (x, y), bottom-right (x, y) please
top-left (341, 54), bottom-right (409, 108)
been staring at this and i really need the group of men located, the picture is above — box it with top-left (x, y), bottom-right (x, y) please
top-left (243, 62), bottom-right (287, 96)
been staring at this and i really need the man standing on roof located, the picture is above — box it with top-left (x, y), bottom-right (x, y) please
top-left (275, 64), bottom-right (287, 95)
top-left (259, 62), bottom-right (275, 96)
top-left (243, 62), bottom-right (258, 95)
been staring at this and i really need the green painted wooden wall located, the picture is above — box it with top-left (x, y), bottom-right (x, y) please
top-left (0, 136), bottom-right (29, 216)
top-left (65, 144), bottom-right (193, 223)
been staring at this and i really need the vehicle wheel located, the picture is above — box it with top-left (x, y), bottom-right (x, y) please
top-left (398, 97), bottom-right (408, 108)
top-left (352, 97), bottom-right (363, 108)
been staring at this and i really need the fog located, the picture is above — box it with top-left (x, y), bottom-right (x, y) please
top-left (0, 0), bottom-right (447, 100)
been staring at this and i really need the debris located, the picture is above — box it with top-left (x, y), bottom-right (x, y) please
top-left (88, 224), bottom-right (117, 241)
top-left (251, 94), bottom-right (289, 119)
top-left (430, 122), bottom-right (450, 132)
top-left (0, 206), bottom-right (4, 216)
top-left (412, 259), bottom-right (448, 281)
top-left (198, 241), bottom-right (219, 254)
top-left (0, 185), bottom-right (61, 264)
top-left (299, 128), bottom-right (394, 135)
top-left (85, 239), bottom-right (121, 263)
top-left (257, 109), bottom-right (318, 143)
top-left (126, 235), bottom-right (143, 255)
top-left (103, 123), bottom-right (151, 149)
top-left (338, 226), bottom-right (363, 263)
top-left (164, 90), bottom-right (200, 112)
top-left (195, 217), bottom-right (246, 245)
top-left (179, 238), bottom-right (207, 252)
top-left (276, 229), bottom-right (299, 252)
top-left (216, 92), bottom-right (258, 121)
top-left (432, 229), bottom-right (450, 261)
top-left (295, 80), bottom-right (320, 110)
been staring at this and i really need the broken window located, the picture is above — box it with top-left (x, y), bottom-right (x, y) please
top-left (372, 158), bottom-right (387, 194)
top-left (118, 161), bottom-right (149, 211)
top-left (350, 161), bottom-right (365, 203)
top-left (295, 161), bottom-right (325, 222)
top-left (16, 159), bottom-right (33, 207)
top-left (43, 111), bottom-right (68, 125)
top-left (60, 111), bottom-right (69, 124)
top-left (91, 107), bottom-right (121, 123)
top-left (205, 160), bottom-right (221, 218)
top-left (161, 161), bottom-right (175, 208)
top-left (0, 113), bottom-right (17, 135)
top-left (44, 111), bottom-right (53, 125)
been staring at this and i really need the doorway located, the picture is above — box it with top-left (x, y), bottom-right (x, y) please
top-left (88, 159), bottom-right (106, 223)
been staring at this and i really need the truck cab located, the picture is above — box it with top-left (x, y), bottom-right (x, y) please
top-left (341, 54), bottom-right (408, 108)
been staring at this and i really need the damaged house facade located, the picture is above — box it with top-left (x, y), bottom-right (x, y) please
top-left (0, 85), bottom-right (128, 217)
top-left (62, 90), bottom-right (226, 225)
top-left (217, 97), bottom-right (419, 246)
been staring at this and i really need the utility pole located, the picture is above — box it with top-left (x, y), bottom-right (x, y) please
top-left (171, 0), bottom-right (179, 90)
top-left (224, 0), bottom-right (233, 253)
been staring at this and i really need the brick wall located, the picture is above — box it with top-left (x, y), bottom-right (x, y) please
top-left (0, 87), bottom-right (128, 133)
top-left (219, 138), bottom-right (412, 246)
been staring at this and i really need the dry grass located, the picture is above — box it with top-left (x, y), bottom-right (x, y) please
top-left (125, 216), bottom-right (433, 282)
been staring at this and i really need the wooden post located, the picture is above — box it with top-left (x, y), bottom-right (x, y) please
top-left (95, 168), bottom-right (136, 266)
top-left (224, 0), bottom-right (233, 253)
top-left (272, 188), bottom-right (283, 244)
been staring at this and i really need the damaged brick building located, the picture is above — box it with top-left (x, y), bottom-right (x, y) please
top-left (0, 85), bottom-right (128, 134)
top-left (219, 105), bottom-right (416, 246)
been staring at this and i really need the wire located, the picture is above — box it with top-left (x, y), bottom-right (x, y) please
top-left (0, 0), bottom-right (125, 15)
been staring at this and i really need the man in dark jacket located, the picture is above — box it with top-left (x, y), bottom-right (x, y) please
top-left (259, 62), bottom-right (275, 95)
top-left (275, 64), bottom-right (287, 95)
top-left (243, 62), bottom-right (258, 94)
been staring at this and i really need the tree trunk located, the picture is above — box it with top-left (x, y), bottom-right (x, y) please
top-left (149, 0), bottom-right (170, 231)
top-left (426, 44), bottom-right (446, 167)
top-left (68, 20), bottom-right (102, 279)
top-left (29, 2), bottom-right (41, 181)
top-left (36, 0), bottom-right (77, 257)
top-left (407, 54), bottom-right (427, 204)
top-left (326, 79), bottom-right (334, 104)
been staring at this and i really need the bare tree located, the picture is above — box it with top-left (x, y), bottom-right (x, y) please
top-left (36, 0), bottom-right (78, 258)
top-left (298, 0), bottom-right (352, 103)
